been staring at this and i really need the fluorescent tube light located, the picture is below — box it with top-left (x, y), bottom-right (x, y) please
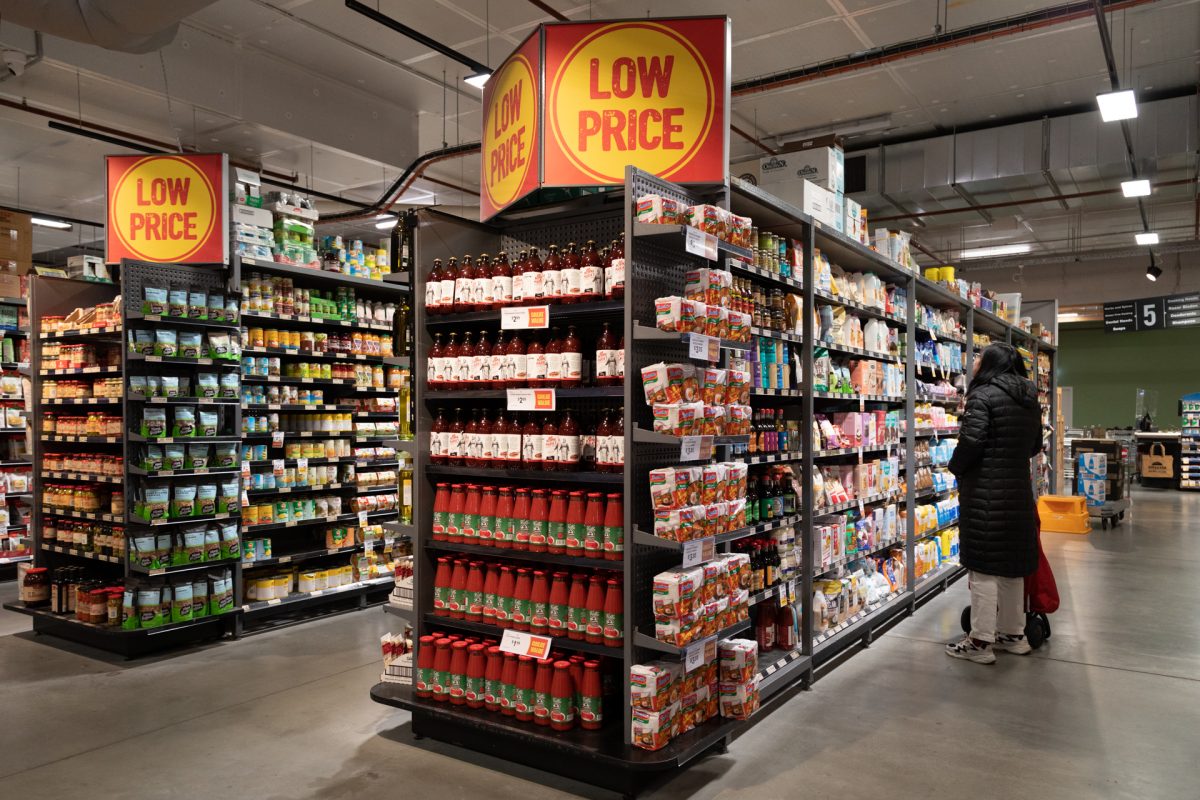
top-left (958, 243), bottom-right (1032, 259)
top-left (374, 217), bottom-right (398, 229)
top-left (31, 217), bottom-right (72, 230)
top-left (1135, 232), bottom-right (1159, 245)
top-left (1097, 89), bottom-right (1137, 121)
top-left (464, 71), bottom-right (491, 89)
top-left (1121, 179), bottom-right (1151, 197)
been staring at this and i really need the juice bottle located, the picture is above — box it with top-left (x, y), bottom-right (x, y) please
top-left (540, 415), bottom-right (559, 471)
top-left (566, 572), bottom-right (588, 640)
top-left (448, 558), bottom-right (468, 619)
top-left (461, 484), bottom-right (480, 541)
top-left (465, 643), bottom-right (486, 709)
top-left (446, 484), bottom-right (465, 543)
top-left (511, 250), bottom-right (527, 306)
top-left (506, 332), bottom-right (527, 388)
top-left (431, 638), bottom-right (453, 702)
top-left (494, 565), bottom-right (515, 624)
top-left (464, 560), bottom-right (484, 622)
top-left (442, 332), bottom-right (459, 388)
top-left (477, 485), bottom-right (497, 543)
top-left (483, 645), bottom-right (503, 711)
top-left (579, 660), bottom-right (603, 730)
top-left (582, 492), bottom-right (604, 556)
top-left (528, 489), bottom-right (549, 552)
top-left (544, 328), bottom-right (563, 388)
top-left (431, 482), bottom-right (450, 539)
top-left (432, 556), bottom-right (452, 614)
top-left (603, 492), bottom-right (624, 561)
top-left (605, 235), bottom-right (625, 300)
top-left (439, 257), bottom-right (458, 316)
top-left (473, 254), bottom-right (493, 310)
top-left (564, 491), bottom-right (586, 557)
top-left (594, 322), bottom-right (618, 387)
top-left (512, 489), bottom-right (532, 551)
top-left (490, 331), bottom-right (508, 389)
top-left (549, 661), bottom-right (575, 731)
top-left (472, 329), bottom-right (491, 385)
top-left (482, 563), bottom-right (500, 620)
top-left (547, 571), bottom-right (569, 634)
top-left (425, 258), bottom-right (444, 314)
top-left (448, 407), bottom-right (466, 465)
top-left (415, 635), bottom-right (436, 698)
top-left (558, 409), bottom-right (581, 471)
top-left (526, 335), bottom-right (547, 387)
top-left (454, 255), bottom-right (475, 313)
top-left (546, 490), bottom-right (568, 554)
top-left (602, 577), bottom-right (623, 647)
top-left (584, 574), bottom-right (605, 644)
top-left (499, 651), bottom-right (518, 715)
top-left (529, 570), bottom-right (550, 635)
top-left (561, 325), bottom-right (582, 387)
top-left (532, 659), bottom-right (553, 726)
top-left (541, 244), bottom-right (562, 303)
top-left (510, 567), bottom-right (532, 631)
top-left (514, 656), bottom-right (536, 722)
top-left (493, 487), bottom-right (514, 549)
top-left (522, 415), bottom-right (544, 469)
top-left (429, 332), bottom-right (445, 388)
top-left (578, 241), bottom-right (602, 301)
top-left (491, 251), bottom-right (513, 309)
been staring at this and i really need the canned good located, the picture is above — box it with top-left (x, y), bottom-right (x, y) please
top-left (249, 328), bottom-right (265, 348)
top-left (274, 501), bottom-right (291, 523)
top-left (285, 443), bottom-right (301, 459)
top-left (267, 357), bottom-right (281, 377)
top-left (288, 330), bottom-right (302, 351)
top-left (253, 444), bottom-right (268, 460)
top-left (250, 471), bottom-right (264, 490)
top-left (244, 505), bottom-right (260, 526)
top-left (256, 357), bottom-right (270, 377)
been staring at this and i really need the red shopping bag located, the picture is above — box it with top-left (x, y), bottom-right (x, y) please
top-left (1026, 531), bottom-right (1059, 615)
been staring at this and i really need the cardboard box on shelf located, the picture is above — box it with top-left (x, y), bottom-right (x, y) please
top-left (0, 273), bottom-right (23, 299)
top-left (757, 171), bottom-right (842, 231)
top-left (0, 210), bottom-right (33, 275)
top-left (759, 147), bottom-right (844, 196)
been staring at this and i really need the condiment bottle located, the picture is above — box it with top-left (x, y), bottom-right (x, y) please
top-left (603, 493), bottom-right (624, 561)
top-left (455, 331), bottom-right (474, 385)
top-left (557, 409), bottom-right (581, 471)
top-left (483, 645), bottom-right (503, 711)
top-left (415, 635), bottom-right (436, 698)
top-left (463, 415), bottom-right (480, 468)
top-left (473, 254), bottom-right (493, 310)
top-left (489, 332), bottom-right (508, 390)
top-left (493, 488), bottom-right (514, 549)
top-left (505, 332), bottom-right (527, 388)
top-left (594, 411), bottom-right (613, 472)
top-left (522, 246), bottom-right (544, 306)
top-left (582, 492), bottom-right (604, 556)
top-left (533, 659), bottom-right (554, 726)
top-left (448, 559), bottom-right (468, 619)
top-left (546, 490), bottom-right (568, 554)
top-left (776, 602), bottom-right (797, 652)
top-left (526, 335), bottom-right (547, 387)
top-left (528, 489), bottom-right (549, 552)
top-left (560, 242), bottom-right (581, 302)
top-left (568, 655), bottom-right (586, 715)
top-left (454, 255), bottom-right (475, 313)
top-left (566, 572), bottom-right (588, 640)
top-left (482, 563), bottom-right (501, 620)
top-left (499, 652), bottom-right (519, 716)
top-left (439, 257), bottom-right (458, 315)
top-left (578, 241), bottom-right (602, 300)
top-left (472, 329), bottom-right (491, 384)
top-left (564, 491), bottom-right (586, 557)
top-left (464, 560), bottom-right (485, 622)
top-left (522, 415), bottom-right (544, 468)
top-left (605, 235), bottom-right (625, 300)
top-left (429, 332), bottom-right (446, 387)
top-left (448, 407), bottom-right (466, 465)
top-left (446, 483), bottom-right (466, 543)
top-left (603, 578), bottom-right (623, 647)
top-left (476, 412), bottom-right (494, 465)
top-left (540, 415), bottom-right (559, 471)
top-left (584, 574), bottom-right (605, 644)
top-left (529, 569), bottom-right (550, 635)
top-left (432, 557), bottom-right (453, 615)
top-left (561, 325), bottom-right (582, 386)
top-left (512, 488), bottom-right (532, 550)
top-left (431, 482), bottom-right (450, 539)
top-left (615, 336), bottom-right (625, 383)
top-left (541, 244), bottom-right (562, 303)
top-left (494, 565), bottom-right (515, 624)
top-left (425, 258), bottom-right (444, 314)
top-left (547, 571), bottom-right (570, 635)
top-left (511, 568), bottom-right (532, 631)
top-left (465, 643), bottom-right (487, 709)
top-left (431, 638), bottom-right (453, 702)
top-left (491, 251), bottom-right (513, 309)
top-left (510, 250), bottom-right (527, 306)
top-left (594, 323), bottom-right (618, 387)
top-left (442, 332), bottom-right (460, 388)
top-left (514, 656), bottom-right (536, 722)
top-left (447, 641), bottom-right (470, 704)
top-left (477, 486), bottom-right (497, 542)
top-left (579, 660), bottom-right (603, 730)
top-left (502, 410), bottom-right (522, 463)
top-left (549, 661), bottom-right (575, 731)
top-left (544, 328), bottom-right (563, 388)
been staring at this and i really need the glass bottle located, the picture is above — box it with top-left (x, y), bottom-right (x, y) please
top-left (594, 322), bottom-right (618, 387)
top-left (472, 330), bottom-right (491, 385)
top-left (473, 253), bottom-right (493, 310)
top-left (579, 660), bottom-right (602, 730)
top-left (496, 565), bottom-right (516, 625)
top-left (602, 578), bottom-right (623, 647)
top-left (605, 235), bottom-right (625, 300)
top-left (546, 491), bottom-right (568, 554)
top-left (529, 570), bottom-right (550, 636)
top-left (455, 331), bottom-right (474, 385)
top-left (557, 409), bottom-right (581, 471)
top-left (441, 332), bottom-right (459, 388)
top-left (491, 251), bottom-right (513, 309)
top-left (430, 407), bottom-right (448, 465)
top-left (511, 250), bottom-right (527, 306)
top-left (512, 489), bottom-right (532, 551)
top-left (490, 331), bottom-right (508, 390)
top-left (560, 325), bottom-right (582, 387)
top-left (493, 488), bottom-right (514, 549)
top-left (582, 492), bottom-right (604, 556)
top-left (499, 651), bottom-right (518, 716)
top-left (549, 661), bottom-right (575, 731)
top-left (505, 331), bottom-right (527, 388)
top-left (541, 244), bottom-right (562, 304)
top-left (477, 485), bottom-right (497, 542)
top-left (577, 241), bottom-right (601, 301)
top-left (522, 246), bottom-right (544, 306)
top-left (448, 407), bottom-right (466, 466)
top-left (489, 411), bottom-right (508, 468)
top-left (584, 574), bottom-right (605, 644)
top-left (564, 491), bottom-right (586, 557)
top-left (526, 335), bottom-right (547, 388)
top-left (521, 414), bottom-right (543, 469)
top-left (602, 493), bottom-right (623, 561)
top-left (528, 489), bottom-right (549, 553)
top-left (455, 255), bottom-right (475, 313)
top-left (532, 657), bottom-right (553, 727)
top-left (544, 328), bottom-right (563, 388)
top-left (594, 411), bottom-right (613, 473)
top-left (560, 241), bottom-right (581, 303)
top-left (540, 414), bottom-right (559, 471)
top-left (425, 257), bottom-right (444, 314)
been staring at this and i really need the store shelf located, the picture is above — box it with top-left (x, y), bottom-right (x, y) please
top-left (138, 396), bottom-right (239, 405)
top-left (241, 544), bottom-right (362, 568)
top-left (242, 403), bottom-right (355, 411)
top-left (1, 602), bottom-right (231, 637)
top-left (127, 353), bottom-right (239, 368)
top-left (246, 456), bottom-right (398, 469)
top-left (241, 309), bottom-right (393, 333)
top-left (812, 391), bottom-right (905, 403)
top-left (128, 434), bottom-right (242, 444)
top-left (41, 397), bottom-right (122, 406)
top-left (424, 299), bottom-right (623, 328)
top-left (725, 257), bottom-right (803, 290)
top-left (238, 257), bottom-right (409, 297)
top-left (242, 431), bottom-right (396, 441)
top-left (812, 288), bottom-right (906, 325)
top-left (127, 511), bottom-right (240, 528)
top-left (426, 540), bottom-right (618, 569)
top-left (242, 375), bottom-right (376, 387)
top-left (382, 520), bottom-right (415, 537)
top-left (40, 544), bottom-right (123, 564)
top-left (915, 561), bottom-right (965, 596)
top-left (241, 509), bottom-right (395, 535)
top-left (632, 222), bottom-right (754, 260)
top-left (751, 325), bottom-right (803, 344)
top-left (425, 463), bottom-right (623, 485)
top-left (632, 323), bottom-right (751, 355)
top-left (633, 513), bottom-right (803, 552)
top-left (749, 387), bottom-right (803, 397)
top-left (127, 466), bottom-right (239, 477)
top-left (736, 450), bottom-right (802, 465)
top-left (818, 340), bottom-right (902, 363)
top-left (427, 613), bottom-right (620, 658)
top-left (813, 590), bottom-right (913, 652)
top-left (916, 520), bottom-right (961, 541)
top-left (383, 602), bottom-right (414, 618)
top-left (126, 312), bottom-right (241, 331)
top-left (424, 385), bottom-right (624, 400)
top-left (915, 324), bottom-right (965, 344)
top-left (632, 427), bottom-right (750, 448)
top-left (41, 508), bottom-right (121, 523)
top-left (128, 557), bottom-right (240, 576)
top-left (813, 490), bottom-right (902, 517)
top-left (756, 648), bottom-right (812, 698)
top-left (748, 578), bottom-right (798, 608)
top-left (915, 362), bottom-right (965, 377)
top-left (914, 426), bottom-right (959, 437)
top-left (246, 481), bottom-right (382, 497)
top-left (243, 347), bottom-right (383, 362)
top-left (40, 366), bottom-right (122, 377)
top-left (633, 619), bottom-right (751, 656)
top-left (39, 325), bottom-right (123, 340)
top-left (916, 394), bottom-right (962, 405)
top-left (814, 444), bottom-right (896, 460)
top-left (813, 537), bottom-right (904, 577)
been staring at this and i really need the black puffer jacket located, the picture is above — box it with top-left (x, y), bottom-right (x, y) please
top-left (948, 373), bottom-right (1043, 577)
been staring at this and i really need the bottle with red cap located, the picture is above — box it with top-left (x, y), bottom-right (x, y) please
top-left (546, 490), bottom-right (568, 554)
top-left (493, 487), bottom-right (514, 548)
top-left (510, 568), bottom-right (532, 632)
top-left (483, 645), bottom-right (503, 712)
top-left (514, 656), bottom-right (536, 722)
top-left (564, 491), bottom-right (586, 557)
top-left (582, 492), bottom-right (604, 556)
top-left (512, 489), bottom-right (532, 550)
top-left (547, 571), bottom-right (570, 636)
top-left (529, 570), bottom-right (550, 636)
top-left (603, 578), bottom-right (623, 647)
top-left (494, 565), bottom-right (515, 625)
top-left (532, 659), bottom-right (554, 726)
top-left (446, 484), bottom-right (465, 543)
top-left (425, 258), bottom-right (445, 314)
top-left (499, 652), bottom-right (518, 716)
top-left (584, 574), bottom-right (605, 644)
top-left (566, 573), bottom-right (588, 640)
top-left (477, 486), bottom-right (497, 543)
top-left (431, 638), bottom-right (453, 702)
top-left (465, 643), bottom-right (486, 709)
top-left (448, 559), bottom-right (468, 619)
top-left (431, 483), bottom-right (450, 539)
top-left (415, 635), bottom-right (436, 698)
top-left (432, 557), bottom-right (452, 615)
top-left (579, 660), bottom-right (603, 730)
top-left (461, 485), bottom-right (480, 541)
top-left (528, 489), bottom-right (549, 552)
top-left (464, 561), bottom-right (485, 623)
top-left (447, 640), bottom-right (470, 705)
top-left (549, 661), bottom-right (575, 731)
top-left (481, 563), bottom-right (500, 622)
top-left (603, 493), bottom-right (624, 561)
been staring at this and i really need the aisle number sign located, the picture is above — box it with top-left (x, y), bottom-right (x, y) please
top-left (1104, 292), bottom-right (1200, 333)
top-left (480, 16), bottom-right (729, 220)
top-left (106, 153), bottom-right (227, 265)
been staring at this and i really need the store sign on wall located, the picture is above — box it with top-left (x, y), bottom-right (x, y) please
top-left (479, 16), bottom-right (729, 220)
top-left (1104, 292), bottom-right (1200, 333)
top-left (106, 154), bottom-right (227, 265)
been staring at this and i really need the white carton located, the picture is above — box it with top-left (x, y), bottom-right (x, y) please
top-left (1079, 453), bottom-right (1107, 480)
top-left (760, 147), bottom-right (844, 193)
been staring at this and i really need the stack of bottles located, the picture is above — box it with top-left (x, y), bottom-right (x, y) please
top-left (42, 518), bottom-right (126, 557)
top-left (241, 272), bottom-right (399, 328)
top-left (429, 407), bottom-right (624, 473)
top-left (753, 595), bottom-right (799, 657)
top-left (431, 559), bottom-right (623, 646)
top-left (744, 465), bottom-right (799, 526)
top-left (415, 635), bottom-right (609, 732)
top-left (731, 523), bottom-right (800, 589)
top-left (651, 554), bottom-right (750, 646)
top-left (745, 408), bottom-right (801, 456)
top-left (641, 362), bottom-right (752, 436)
top-left (649, 463), bottom-right (749, 542)
top-left (429, 323), bottom-right (624, 389)
top-left (431, 483), bottom-right (623, 560)
top-left (424, 237), bottom-right (624, 314)
top-left (815, 503), bottom-right (902, 573)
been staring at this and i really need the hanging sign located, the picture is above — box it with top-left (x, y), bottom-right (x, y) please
top-left (1104, 292), bottom-right (1200, 333)
top-left (106, 154), bottom-right (227, 265)
top-left (479, 16), bottom-right (729, 220)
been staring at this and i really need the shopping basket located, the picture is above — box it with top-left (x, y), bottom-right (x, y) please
top-left (960, 521), bottom-right (1058, 649)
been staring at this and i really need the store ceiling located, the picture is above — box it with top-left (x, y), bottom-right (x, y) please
top-left (0, 0), bottom-right (1196, 272)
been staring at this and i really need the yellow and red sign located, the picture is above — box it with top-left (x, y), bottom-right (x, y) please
top-left (106, 154), bottom-right (227, 265)
top-left (479, 16), bottom-right (729, 220)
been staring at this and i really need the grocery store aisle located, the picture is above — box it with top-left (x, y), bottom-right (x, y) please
top-left (1, 487), bottom-right (1197, 800)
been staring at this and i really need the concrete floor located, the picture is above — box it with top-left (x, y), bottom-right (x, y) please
top-left (1, 487), bottom-right (1197, 800)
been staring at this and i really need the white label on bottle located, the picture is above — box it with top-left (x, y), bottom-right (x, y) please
top-left (528, 352), bottom-right (548, 383)
top-left (424, 281), bottom-right (441, 310)
top-left (580, 265), bottom-right (602, 296)
top-left (522, 433), bottom-right (544, 464)
top-left (454, 277), bottom-right (472, 307)
top-left (609, 434), bottom-right (624, 467)
top-left (505, 432), bottom-right (522, 461)
top-left (542, 433), bottom-right (559, 466)
top-left (559, 434), bottom-right (580, 466)
top-left (479, 430), bottom-right (494, 462)
top-left (428, 356), bottom-right (443, 384)
top-left (429, 431), bottom-right (443, 459)
top-left (489, 353), bottom-right (505, 385)
top-left (595, 348), bottom-right (617, 379)
top-left (511, 272), bottom-right (524, 304)
top-left (542, 269), bottom-right (560, 300)
top-left (510, 353), bottom-right (527, 383)
top-left (616, 348), bottom-right (625, 378)
top-left (438, 279), bottom-right (456, 308)
top-left (493, 275), bottom-right (513, 305)
top-left (522, 271), bottom-right (543, 302)
top-left (560, 268), bottom-right (582, 298)
top-left (456, 356), bottom-right (471, 383)
top-left (489, 431), bottom-right (505, 461)
top-left (446, 431), bottom-right (462, 459)
top-left (562, 352), bottom-right (582, 381)
top-left (544, 352), bottom-right (562, 383)
top-left (605, 258), bottom-right (625, 295)
top-left (470, 354), bottom-right (488, 383)
top-left (475, 277), bottom-right (493, 306)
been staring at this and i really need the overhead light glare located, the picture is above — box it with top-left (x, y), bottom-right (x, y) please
top-left (31, 217), bottom-right (72, 230)
top-left (1121, 179), bottom-right (1151, 197)
top-left (1097, 89), bottom-right (1138, 121)
top-left (1135, 232), bottom-right (1159, 245)
top-left (959, 243), bottom-right (1032, 259)
top-left (374, 217), bottom-right (398, 229)
top-left (1146, 263), bottom-right (1162, 281)
top-left (464, 71), bottom-right (492, 89)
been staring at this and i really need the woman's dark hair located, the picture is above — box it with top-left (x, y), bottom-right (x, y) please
top-left (969, 343), bottom-right (1028, 395)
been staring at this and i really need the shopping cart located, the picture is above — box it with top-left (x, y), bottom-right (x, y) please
top-left (959, 526), bottom-right (1058, 650)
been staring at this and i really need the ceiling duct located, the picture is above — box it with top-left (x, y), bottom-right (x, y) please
top-left (0, 0), bottom-right (217, 54)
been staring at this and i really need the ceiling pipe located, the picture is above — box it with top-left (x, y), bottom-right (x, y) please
top-left (345, 0), bottom-right (490, 76)
top-left (732, 0), bottom-right (1156, 97)
top-left (525, 0), bottom-right (568, 22)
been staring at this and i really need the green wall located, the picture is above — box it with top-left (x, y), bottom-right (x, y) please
top-left (1058, 324), bottom-right (1200, 429)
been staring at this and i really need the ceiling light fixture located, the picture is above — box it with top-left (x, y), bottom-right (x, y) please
top-left (1135, 232), bottom-right (1159, 245)
top-left (958, 243), bottom-right (1032, 259)
top-left (1121, 179), bottom-right (1151, 197)
top-left (1146, 262), bottom-right (1162, 281)
top-left (374, 216), bottom-right (398, 229)
top-left (464, 71), bottom-right (492, 89)
top-left (1096, 89), bottom-right (1138, 121)
top-left (345, 1), bottom-right (491, 86)
top-left (31, 217), bottom-right (72, 230)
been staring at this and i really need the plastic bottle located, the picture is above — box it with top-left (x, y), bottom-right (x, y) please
top-left (494, 565), bottom-right (515, 624)
top-left (415, 635), bottom-right (436, 698)
top-left (448, 559), bottom-right (468, 619)
top-left (584, 574), bottom-right (605, 644)
top-left (546, 490), bottom-right (568, 554)
top-left (431, 637), bottom-right (453, 702)
top-left (499, 651), bottom-right (518, 715)
top-left (579, 659), bottom-right (603, 730)
top-left (578, 241), bottom-right (602, 301)
top-left (491, 251), bottom-right (513, 309)
top-left (431, 482), bottom-right (450, 539)
top-left (514, 656), bottom-right (536, 722)
top-left (464, 560), bottom-right (485, 622)
top-left (477, 485), bottom-right (497, 543)
top-left (481, 563), bottom-right (500, 621)
top-left (603, 493), bottom-right (624, 561)
top-left (544, 328), bottom-right (563, 388)
top-left (605, 234), bottom-right (625, 300)
top-left (446, 484), bottom-right (465, 543)
top-left (547, 571), bottom-right (569, 635)
top-left (549, 661), bottom-right (575, 731)
top-left (603, 577), bottom-right (623, 647)
top-left (512, 488), bottom-right (532, 550)
top-left (541, 244), bottom-right (562, 304)
top-left (439, 257), bottom-right (459, 315)
top-left (493, 487), bottom-right (514, 549)
top-left (582, 492), bottom-right (604, 557)
top-left (526, 335), bottom-right (547, 387)
top-left (425, 258), bottom-right (444, 314)
top-left (528, 489), bottom-right (549, 552)
top-left (533, 659), bottom-right (554, 726)
top-left (594, 323), bottom-right (618, 387)
top-left (465, 643), bottom-right (486, 708)
top-left (511, 568), bottom-right (532, 631)
top-left (564, 491), bottom-right (586, 557)
top-left (566, 572), bottom-right (588, 640)
top-left (483, 645), bottom-right (503, 711)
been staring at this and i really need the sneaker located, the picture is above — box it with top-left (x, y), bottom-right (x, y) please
top-left (945, 637), bottom-right (996, 664)
top-left (994, 633), bottom-right (1032, 655)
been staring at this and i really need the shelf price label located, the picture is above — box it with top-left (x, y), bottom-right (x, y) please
top-left (499, 629), bottom-right (553, 660)
top-left (507, 388), bottom-right (556, 412)
top-left (501, 305), bottom-right (550, 330)
top-left (684, 636), bottom-right (717, 673)
top-left (679, 435), bottom-right (714, 462)
top-left (681, 537), bottom-right (715, 568)
top-left (686, 333), bottom-right (720, 362)
top-left (685, 226), bottom-right (718, 260)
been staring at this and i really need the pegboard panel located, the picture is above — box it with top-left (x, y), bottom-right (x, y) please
top-left (121, 260), bottom-right (235, 315)
top-left (627, 170), bottom-right (708, 327)
top-left (500, 210), bottom-right (624, 260)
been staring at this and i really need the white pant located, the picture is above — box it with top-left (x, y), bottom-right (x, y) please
top-left (969, 571), bottom-right (1025, 643)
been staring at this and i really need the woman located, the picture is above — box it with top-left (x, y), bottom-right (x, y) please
top-left (946, 344), bottom-right (1043, 664)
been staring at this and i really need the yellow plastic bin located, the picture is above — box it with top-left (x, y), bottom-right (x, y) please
top-left (1038, 495), bottom-right (1090, 534)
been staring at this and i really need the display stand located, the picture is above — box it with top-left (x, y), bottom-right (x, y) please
top-left (0, 295), bottom-right (31, 571)
top-left (370, 170), bottom-right (1057, 792)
